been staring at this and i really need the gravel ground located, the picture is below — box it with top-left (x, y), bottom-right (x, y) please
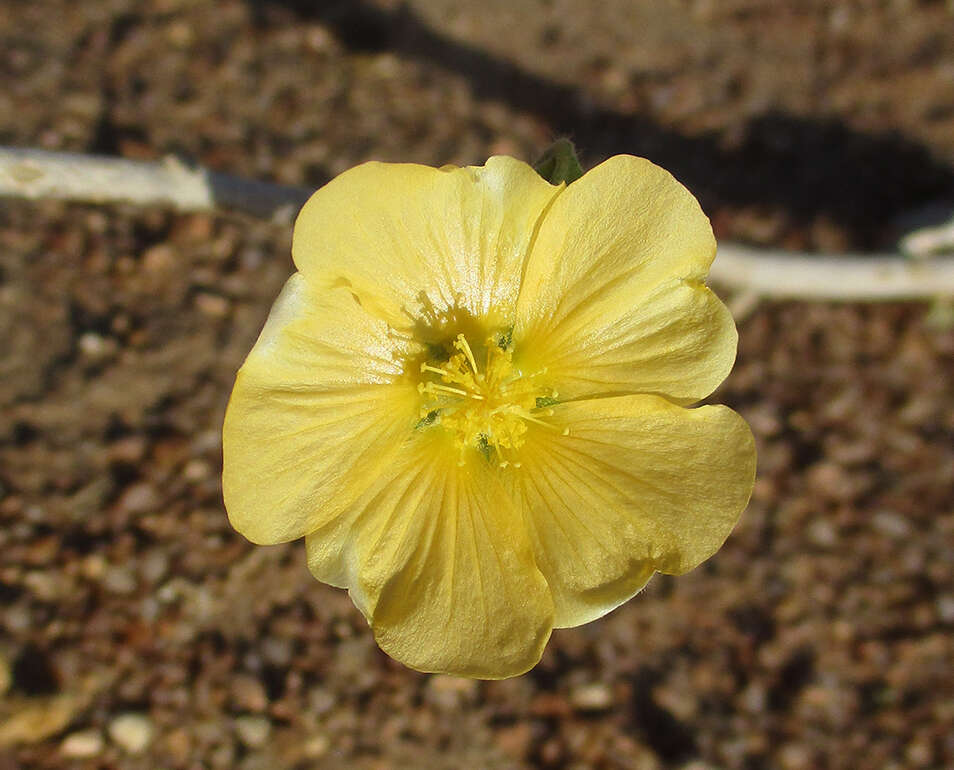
top-left (2, 1), bottom-right (954, 768)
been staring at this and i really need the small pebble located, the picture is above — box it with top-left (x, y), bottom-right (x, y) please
top-left (194, 292), bottom-right (230, 318)
top-left (303, 733), bottom-right (330, 758)
top-left (308, 687), bottom-right (336, 715)
top-left (807, 519), bottom-right (837, 548)
top-left (570, 682), bottom-right (613, 711)
top-left (164, 728), bottom-right (191, 764)
top-left (60, 730), bottom-right (104, 758)
top-left (496, 723), bottom-right (534, 759)
top-left (0, 695), bottom-right (80, 747)
top-left (183, 458), bottom-right (211, 482)
top-left (426, 675), bottom-right (477, 708)
top-left (140, 550), bottom-right (169, 584)
top-left (779, 742), bottom-right (813, 770)
top-left (142, 244), bottom-right (176, 272)
top-left (936, 594), bottom-right (954, 624)
top-left (262, 637), bottom-right (293, 668)
top-left (872, 510), bottom-right (911, 538)
top-left (78, 332), bottom-right (117, 360)
top-left (108, 713), bottom-right (153, 754)
top-left (231, 674), bottom-right (268, 713)
top-left (109, 436), bottom-right (148, 464)
top-left (0, 653), bottom-right (10, 695)
top-left (118, 482), bottom-right (160, 516)
top-left (234, 715), bottom-right (271, 748)
top-left (102, 565), bottom-right (137, 596)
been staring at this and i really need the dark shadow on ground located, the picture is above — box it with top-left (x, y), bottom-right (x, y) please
top-left (247, 0), bottom-right (954, 248)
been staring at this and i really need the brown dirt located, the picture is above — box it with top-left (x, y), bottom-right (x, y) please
top-left (2, 1), bottom-right (954, 768)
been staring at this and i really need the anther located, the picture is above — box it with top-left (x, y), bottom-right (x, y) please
top-left (453, 334), bottom-right (481, 377)
top-left (422, 382), bottom-right (480, 399)
top-left (420, 363), bottom-right (452, 377)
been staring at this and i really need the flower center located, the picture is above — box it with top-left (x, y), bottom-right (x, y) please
top-left (417, 333), bottom-right (563, 466)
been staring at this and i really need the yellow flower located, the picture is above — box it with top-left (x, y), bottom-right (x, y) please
top-left (222, 155), bottom-right (756, 679)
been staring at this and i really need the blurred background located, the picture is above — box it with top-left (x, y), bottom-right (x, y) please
top-left (1, 1), bottom-right (953, 768)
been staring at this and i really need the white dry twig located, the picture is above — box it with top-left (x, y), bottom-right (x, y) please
top-left (711, 243), bottom-right (954, 300)
top-left (2, 145), bottom-right (954, 300)
top-left (0, 146), bottom-right (310, 222)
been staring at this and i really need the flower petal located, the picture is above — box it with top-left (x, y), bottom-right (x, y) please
top-left (306, 434), bottom-right (554, 678)
top-left (527, 278), bottom-right (737, 404)
top-left (515, 155), bottom-right (730, 403)
top-left (292, 156), bottom-right (562, 328)
top-left (510, 394), bottom-right (755, 628)
top-left (222, 273), bottom-right (420, 545)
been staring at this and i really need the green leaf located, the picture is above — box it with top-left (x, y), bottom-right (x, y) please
top-left (533, 139), bottom-right (584, 185)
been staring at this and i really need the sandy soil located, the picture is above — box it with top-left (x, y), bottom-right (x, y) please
top-left (2, 1), bottom-right (954, 768)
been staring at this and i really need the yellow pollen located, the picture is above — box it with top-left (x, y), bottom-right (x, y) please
top-left (416, 334), bottom-right (561, 465)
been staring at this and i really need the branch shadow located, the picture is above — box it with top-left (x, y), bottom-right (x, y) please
top-left (247, 0), bottom-right (954, 248)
